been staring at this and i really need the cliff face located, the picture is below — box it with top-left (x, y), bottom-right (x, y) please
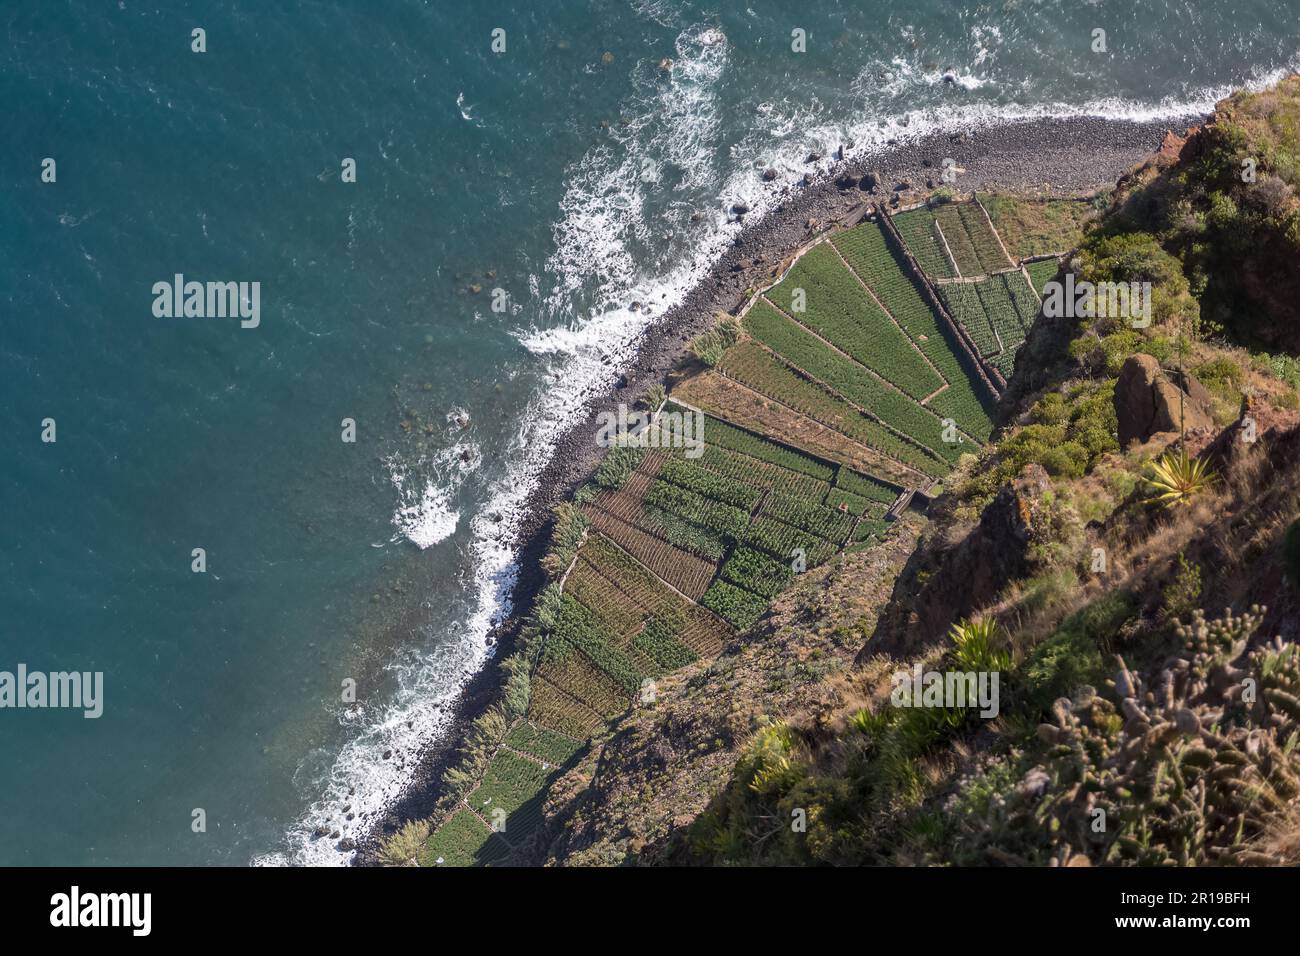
top-left (1112, 76), bottom-right (1300, 353)
top-left (532, 78), bottom-right (1300, 868)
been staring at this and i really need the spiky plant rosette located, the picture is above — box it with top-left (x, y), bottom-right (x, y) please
top-left (1143, 447), bottom-right (1218, 508)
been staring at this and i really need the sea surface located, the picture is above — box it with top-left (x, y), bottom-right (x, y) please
top-left (1, 0), bottom-right (1297, 865)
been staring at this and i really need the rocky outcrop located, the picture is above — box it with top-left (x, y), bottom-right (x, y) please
top-left (1114, 354), bottom-right (1213, 448)
top-left (867, 464), bottom-right (1054, 657)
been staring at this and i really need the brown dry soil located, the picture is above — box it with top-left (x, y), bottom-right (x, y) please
top-left (672, 368), bottom-right (926, 487)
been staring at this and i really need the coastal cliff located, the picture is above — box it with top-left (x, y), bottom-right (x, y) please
top-left (376, 77), bottom-right (1300, 867)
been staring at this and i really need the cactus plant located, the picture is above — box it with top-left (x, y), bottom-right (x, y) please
top-left (949, 605), bottom-right (1300, 865)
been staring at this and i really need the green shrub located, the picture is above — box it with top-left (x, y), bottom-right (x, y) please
top-left (1284, 518), bottom-right (1300, 587)
top-left (1021, 623), bottom-right (1105, 713)
top-left (1257, 351), bottom-right (1300, 389)
top-left (965, 380), bottom-right (1117, 498)
top-left (378, 819), bottom-right (431, 867)
top-left (1098, 329), bottom-right (1144, 374)
top-left (534, 582), bottom-right (564, 630)
top-left (1037, 441), bottom-right (1088, 479)
top-left (1162, 553), bottom-right (1203, 623)
top-left (1077, 231), bottom-right (1200, 332)
top-left (540, 503), bottom-right (589, 577)
top-left (1194, 356), bottom-right (1245, 395)
top-left (593, 446), bottom-right (644, 489)
top-left (1021, 590), bottom-right (1137, 711)
top-left (639, 383), bottom-right (667, 411)
top-left (1029, 392), bottom-right (1072, 427)
top-left (500, 653), bottom-right (532, 719)
top-left (679, 312), bottom-right (742, 367)
top-left (1015, 569), bottom-right (1080, 619)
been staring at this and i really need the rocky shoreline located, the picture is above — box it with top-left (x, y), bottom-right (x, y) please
top-left (353, 110), bottom-right (1204, 865)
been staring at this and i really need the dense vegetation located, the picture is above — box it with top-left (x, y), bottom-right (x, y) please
top-left (389, 80), bottom-right (1300, 868)
top-left (681, 80), bottom-right (1300, 868)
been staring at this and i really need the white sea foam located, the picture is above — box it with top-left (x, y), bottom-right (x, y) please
top-left (384, 439), bottom-right (479, 550)
top-left (390, 474), bottom-right (459, 550)
top-left (267, 26), bottom-right (1299, 865)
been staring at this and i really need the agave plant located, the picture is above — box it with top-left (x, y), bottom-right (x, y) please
top-left (949, 618), bottom-right (1012, 672)
top-left (1144, 447), bottom-right (1217, 507)
top-left (741, 721), bottom-right (804, 796)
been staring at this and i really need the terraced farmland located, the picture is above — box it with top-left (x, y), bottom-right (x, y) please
top-left (711, 342), bottom-right (949, 477)
top-left (421, 808), bottom-right (511, 867)
top-left (1025, 257), bottom-right (1061, 295)
top-left (937, 271), bottom-right (1041, 383)
top-left (831, 220), bottom-right (994, 442)
top-left (468, 749), bottom-right (553, 843)
top-left (504, 720), bottom-right (584, 767)
top-left (423, 199), bottom-right (1046, 865)
top-left (556, 408), bottom-right (908, 710)
top-left (919, 201), bottom-right (1014, 276)
top-left (892, 206), bottom-right (957, 279)
top-left (765, 244), bottom-right (944, 402)
top-left (939, 282), bottom-right (1000, 359)
top-left (978, 193), bottom-right (1095, 261)
top-left (744, 301), bottom-right (969, 459)
top-left (892, 200), bottom-right (1056, 386)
